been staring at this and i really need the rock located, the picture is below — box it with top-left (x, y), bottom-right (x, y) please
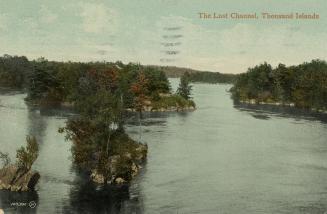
top-left (61, 102), bottom-right (74, 108)
top-left (159, 93), bottom-right (170, 97)
top-left (108, 155), bottom-right (120, 177)
top-left (144, 106), bottom-right (152, 111)
top-left (114, 177), bottom-right (126, 185)
top-left (144, 100), bottom-right (152, 106)
top-left (249, 99), bottom-right (256, 104)
top-left (134, 143), bottom-right (148, 162)
top-left (90, 143), bottom-right (147, 185)
top-left (90, 170), bottom-right (105, 184)
top-left (127, 104), bottom-right (195, 112)
top-left (123, 152), bottom-right (132, 160)
top-left (131, 163), bottom-right (139, 177)
top-left (0, 165), bottom-right (40, 192)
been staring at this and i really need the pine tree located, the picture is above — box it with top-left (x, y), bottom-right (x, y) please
top-left (177, 72), bottom-right (192, 100)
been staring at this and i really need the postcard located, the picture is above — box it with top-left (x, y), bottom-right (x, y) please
top-left (0, 1), bottom-right (326, 213)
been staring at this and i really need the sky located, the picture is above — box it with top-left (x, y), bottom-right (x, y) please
top-left (0, 0), bottom-right (326, 73)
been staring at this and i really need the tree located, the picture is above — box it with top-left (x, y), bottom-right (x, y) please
top-left (16, 136), bottom-right (39, 172)
top-left (142, 67), bottom-right (170, 97)
top-left (177, 72), bottom-right (192, 100)
top-left (130, 72), bottom-right (149, 113)
top-left (0, 55), bottom-right (31, 88)
top-left (231, 60), bottom-right (327, 110)
top-left (27, 59), bottom-right (63, 104)
top-left (186, 71), bottom-right (236, 84)
top-left (61, 68), bottom-right (124, 183)
top-left (130, 72), bottom-right (149, 141)
top-left (0, 151), bottom-right (11, 167)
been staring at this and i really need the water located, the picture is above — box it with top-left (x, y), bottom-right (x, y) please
top-left (1, 80), bottom-right (327, 214)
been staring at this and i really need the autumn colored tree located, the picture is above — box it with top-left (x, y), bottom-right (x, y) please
top-left (130, 72), bottom-right (149, 141)
top-left (130, 72), bottom-right (149, 113)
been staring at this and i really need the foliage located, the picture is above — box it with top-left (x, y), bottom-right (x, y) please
top-left (231, 60), bottom-right (327, 110)
top-left (151, 95), bottom-right (195, 110)
top-left (0, 55), bottom-right (173, 110)
top-left (0, 151), bottom-right (11, 167)
top-left (147, 65), bottom-right (236, 83)
top-left (142, 67), bottom-right (170, 95)
top-left (177, 72), bottom-right (192, 100)
top-left (130, 72), bottom-right (149, 112)
top-left (187, 71), bottom-right (236, 84)
top-left (27, 58), bottom-right (63, 105)
top-left (63, 67), bottom-right (123, 181)
top-left (16, 136), bottom-right (39, 171)
top-left (58, 64), bottom-right (148, 182)
top-left (0, 54), bottom-right (31, 88)
top-left (60, 117), bottom-right (142, 182)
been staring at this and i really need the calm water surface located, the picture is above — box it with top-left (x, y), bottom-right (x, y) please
top-left (1, 79), bottom-right (327, 214)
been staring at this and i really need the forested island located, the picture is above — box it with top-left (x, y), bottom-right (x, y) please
top-left (0, 55), bottom-right (195, 111)
top-left (231, 60), bottom-right (327, 111)
top-left (0, 54), bottom-right (195, 188)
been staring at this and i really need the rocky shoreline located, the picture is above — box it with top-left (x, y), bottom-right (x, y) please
top-left (0, 165), bottom-right (40, 192)
top-left (0, 144), bottom-right (147, 191)
top-left (90, 143), bottom-right (148, 185)
top-left (62, 102), bottom-right (196, 112)
top-left (126, 105), bottom-right (196, 112)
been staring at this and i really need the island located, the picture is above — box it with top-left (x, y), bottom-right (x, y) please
top-left (230, 59), bottom-right (327, 112)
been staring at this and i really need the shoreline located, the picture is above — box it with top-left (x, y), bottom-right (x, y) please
top-left (237, 99), bottom-right (327, 114)
top-left (126, 105), bottom-right (196, 112)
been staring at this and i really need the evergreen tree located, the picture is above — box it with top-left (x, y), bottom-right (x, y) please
top-left (177, 72), bottom-right (192, 100)
top-left (16, 136), bottom-right (39, 172)
top-left (231, 60), bottom-right (327, 110)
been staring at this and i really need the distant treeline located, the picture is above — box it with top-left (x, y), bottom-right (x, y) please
top-left (147, 65), bottom-right (237, 84)
top-left (147, 65), bottom-right (199, 78)
top-left (231, 60), bottom-right (327, 110)
top-left (187, 72), bottom-right (236, 84)
top-left (0, 55), bottom-right (31, 88)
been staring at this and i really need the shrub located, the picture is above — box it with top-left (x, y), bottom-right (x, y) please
top-left (0, 151), bottom-right (11, 167)
top-left (16, 136), bottom-right (39, 171)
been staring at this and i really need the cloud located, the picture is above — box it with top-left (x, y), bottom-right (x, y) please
top-left (39, 5), bottom-right (58, 24)
top-left (79, 3), bottom-right (117, 33)
top-left (215, 23), bottom-right (327, 72)
top-left (96, 50), bottom-right (107, 55)
top-left (220, 23), bottom-right (257, 51)
top-left (0, 14), bottom-right (8, 31)
top-left (21, 16), bottom-right (39, 31)
top-left (152, 17), bottom-right (327, 73)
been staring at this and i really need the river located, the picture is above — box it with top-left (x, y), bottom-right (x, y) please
top-left (1, 79), bottom-right (327, 214)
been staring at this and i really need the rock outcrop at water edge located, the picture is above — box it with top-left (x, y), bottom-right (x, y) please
top-left (0, 165), bottom-right (40, 191)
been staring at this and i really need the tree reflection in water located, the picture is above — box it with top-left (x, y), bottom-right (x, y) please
top-left (233, 101), bottom-right (327, 123)
top-left (0, 189), bottom-right (39, 214)
top-left (61, 177), bottom-right (143, 214)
